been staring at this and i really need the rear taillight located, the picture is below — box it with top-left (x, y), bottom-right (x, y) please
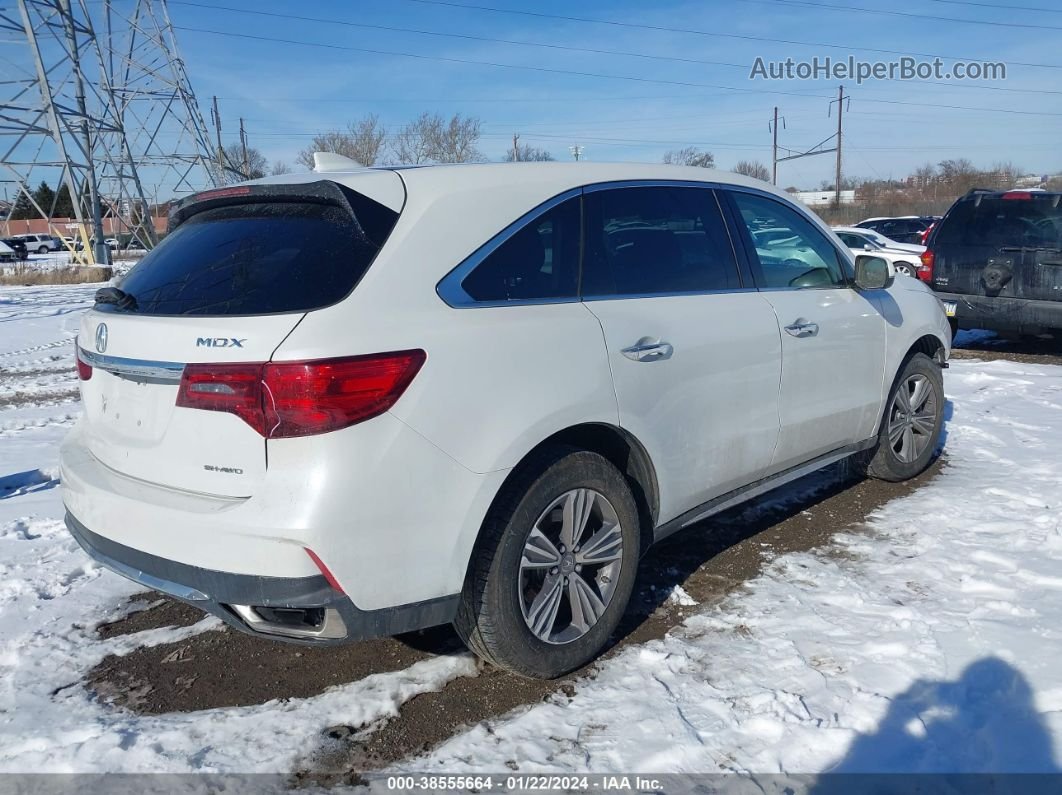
top-left (175, 350), bottom-right (426, 439)
top-left (76, 345), bottom-right (92, 381)
top-left (918, 249), bottom-right (935, 283)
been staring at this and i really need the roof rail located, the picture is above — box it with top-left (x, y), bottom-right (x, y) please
top-left (962, 187), bottom-right (994, 196)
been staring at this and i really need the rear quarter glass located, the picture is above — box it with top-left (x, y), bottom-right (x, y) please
top-left (115, 198), bottom-right (398, 316)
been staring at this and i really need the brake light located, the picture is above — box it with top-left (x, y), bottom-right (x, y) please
top-left (193, 185), bottom-right (252, 202)
top-left (1002, 191), bottom-right (1032, 200)
top-left (918, 249), bottom-right (935, 283)
top-left (76, 351), bottom-right (92, 381)
top-left (175, 350), bottom-right (426, 438)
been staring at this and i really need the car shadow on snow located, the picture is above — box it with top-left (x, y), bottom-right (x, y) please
top-left (813, 656), bottom-right (1059, 785)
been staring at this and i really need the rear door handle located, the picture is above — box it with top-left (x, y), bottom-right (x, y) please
top-left (784, 320), bottom-right (819, 338)
top-left (621, 338), bottom-right (674, 361)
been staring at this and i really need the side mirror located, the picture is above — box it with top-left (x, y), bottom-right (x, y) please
top-left (855, 255), bottom-right (894, 290)
top-left (863, 243), bottom-right (873, 251)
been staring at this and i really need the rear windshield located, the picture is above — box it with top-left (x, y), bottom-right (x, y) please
top-left (936, 197), bottom-right (1062, 250)
top-left (115, 198), bottom-right (397, 315)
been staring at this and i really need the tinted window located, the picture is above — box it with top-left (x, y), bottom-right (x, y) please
top-left (115, 199), bottom-right (396, 315)
top-left (461, 197), bottom-right (580, 302)
top-left (582, 186), bottom-right (740, 296)
top-left (731, 192), bottom-right (847, 289)
top-left (837, 232), bottom-right (870, 249)
top-left (935, 197), bottom-right (1062, 250)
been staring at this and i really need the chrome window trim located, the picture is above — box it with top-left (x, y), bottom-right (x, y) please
top-left (436, 179), bottom-right (849, 308)
top-left (78, 347), bottom-right (185, 384)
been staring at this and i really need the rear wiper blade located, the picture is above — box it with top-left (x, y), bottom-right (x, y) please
top-left (94, 286), bottom-right (138, 311)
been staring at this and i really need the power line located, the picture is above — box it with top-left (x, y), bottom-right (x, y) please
top-left (395, 0), bottom-right (1062, 71)
top-left (166, 1), bottom-right (746, 70)
top-left (173, 27), bottom-right (1062, 119)
top-left (172, 25), bottom-right (835, 100)
top-left (168, 0), bottom-right (1062, 98)
top-left (733, 0), bottom-right (1062, 31)
top-left (929, 0), bottom-right (1062, 12)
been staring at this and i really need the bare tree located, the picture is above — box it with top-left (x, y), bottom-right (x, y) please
top-left (391, 112), bottom-right (483, 164)
top-left (296, 115), bottom-right (388, 170)
top-left (221, 142), bottom-right (267, 182)
top-left (733, 160), bottom-right (771, 182)
top-left (504, 144), bottom-right (554, 162)
top-left (271, 160), bottom-right (292, 176)
top-left (662, 146), bottom-right (714, 168)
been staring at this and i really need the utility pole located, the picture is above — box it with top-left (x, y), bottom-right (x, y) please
top-left (771, 106), bottom-right (779, 185)
top-left (239, 117), bottom-right (249, 177)
top-left (211, 95), bottom-right (224, 181)
top-left (569, 144), bottom-right (583, 162)
top-left (833, 85), bottom-right (846, 208)
top-left (512, 132), bottom-right (519, 162)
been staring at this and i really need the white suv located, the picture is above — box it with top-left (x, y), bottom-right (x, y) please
top-left (15, 233), bottom-right (62, 253)
top-left (61, 161), bottom-right (951, 678)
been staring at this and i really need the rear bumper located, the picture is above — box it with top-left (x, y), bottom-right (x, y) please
top-left (66, 511), bottom-right (458, 644)
top-left (935, 291), bottom-right (1062, 334)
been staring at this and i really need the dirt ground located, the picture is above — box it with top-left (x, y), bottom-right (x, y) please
top-left (83, 339), bottom-right (1057, 782)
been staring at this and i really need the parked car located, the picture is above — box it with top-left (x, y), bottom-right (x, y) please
top-left (61, 161), bottom-right (951, 678)
top-left (921, 188), bottom-right (1062, 339)
top-left (0, 240), bottom-right (16, 263)
top-left (14, 233), bottom-right (62, 254)
top-left (832, 226), bottom-right (925, 256)
top-left (1, 237), bottom-right (28, 262)
top-left (833, 228), bottom-right (922, 277)
top-left (856, 216), bottom-right (939, 246)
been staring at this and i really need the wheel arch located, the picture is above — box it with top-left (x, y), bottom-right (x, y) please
top-left (469, 423), bottom-right (660, 570)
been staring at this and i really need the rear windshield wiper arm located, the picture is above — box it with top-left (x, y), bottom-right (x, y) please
top-left (94, 286), bottom-right (138, 311)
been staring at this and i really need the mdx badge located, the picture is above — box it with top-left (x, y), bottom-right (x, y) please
top-left (196, 337), bottom-right (246, 348)
top-left (95, 323), bottom-right (108, 353)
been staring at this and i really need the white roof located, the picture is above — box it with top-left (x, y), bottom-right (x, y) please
top-left (248, 159), bottom-right (789, 213)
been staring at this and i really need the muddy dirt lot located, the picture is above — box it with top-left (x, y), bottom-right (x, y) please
top-left (84, 339), bottom-right (1057, 782)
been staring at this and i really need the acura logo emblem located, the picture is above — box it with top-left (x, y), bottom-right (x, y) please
top-left (95, 323), bottom-right (108, 353)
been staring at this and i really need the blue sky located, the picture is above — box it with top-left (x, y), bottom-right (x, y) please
top-left (110, 0), bottom-right (1062, 188)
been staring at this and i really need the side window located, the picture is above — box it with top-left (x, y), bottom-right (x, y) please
top-left (730, 192), bottom-right (847, 289)
top-left (461, 197), bottom-right (580, 303)
top-left (582, 186), bottom-right (740, 297)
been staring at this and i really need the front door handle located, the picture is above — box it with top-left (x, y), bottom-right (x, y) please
top-left (621, 338), bottom-right (674, 362)
top-left (784, 319), bottom-right (819, 338)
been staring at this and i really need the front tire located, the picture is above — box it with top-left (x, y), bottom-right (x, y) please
top-left (455, 447), bottom-right (641, 679)
top-left (37, 246), bottom-right (48, 254)
top-left (864, 353), bottom-right (944, 482)
top-left (894, 261), bottom-right (916, 277)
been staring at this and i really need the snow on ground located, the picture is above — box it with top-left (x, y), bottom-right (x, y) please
top-left (400, 359), bottom-right (1062, 776)
top-left (1, 282), bottom-right (1060, 776)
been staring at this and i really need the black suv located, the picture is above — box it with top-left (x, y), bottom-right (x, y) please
top-left (856, 216), bottom-right (938, 245)
top-left (921, 189), bottom-right (1062, 338)
top-left (1, 237), bottom-right (28, 262)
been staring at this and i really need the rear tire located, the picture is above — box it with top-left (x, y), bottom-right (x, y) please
top-left (863, 353), bottom-right (944, 483)
top-left (37, 246), bottom-right (48, 254)
top-left (894, 261), bottom-right (916, 277)
top-left (454, 447), bottom-right (640, 679)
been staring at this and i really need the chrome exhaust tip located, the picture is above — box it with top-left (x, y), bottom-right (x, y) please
top-left (229, 604), bottom-right (347, 640)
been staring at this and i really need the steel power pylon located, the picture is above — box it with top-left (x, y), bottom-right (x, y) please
top-left (0, 0), bottom-right (219, 264)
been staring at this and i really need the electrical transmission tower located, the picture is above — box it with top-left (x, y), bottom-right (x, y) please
top-left (0, 0), bottom-right (219, 264)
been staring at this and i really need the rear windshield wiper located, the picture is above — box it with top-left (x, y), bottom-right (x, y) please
top-left (94, 286), bottom-right (138, 311)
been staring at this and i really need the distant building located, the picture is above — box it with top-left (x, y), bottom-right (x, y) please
top-left (795, 190), bottom-right (856, 207)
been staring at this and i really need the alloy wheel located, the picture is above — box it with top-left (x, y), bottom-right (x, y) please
top-left (887, 373), bottom-right (938, 463)
top-left (518, 488), bottom-right (624, 645)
